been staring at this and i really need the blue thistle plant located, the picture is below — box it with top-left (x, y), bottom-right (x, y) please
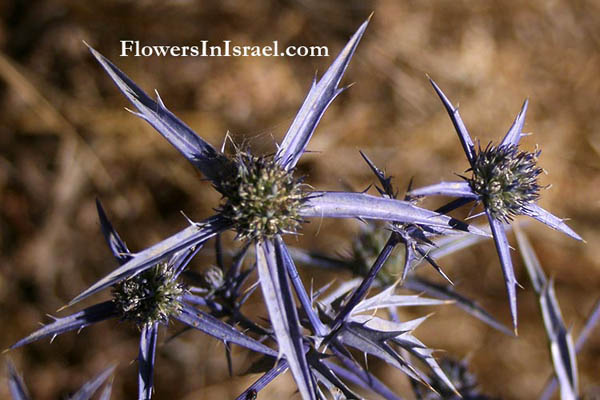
top-left (7, 360), bottom-right (115, 400)
top-left (410, 79), bottom-right (583, 333)
top-left (8, 201), bottom-right (276, 399)
top-left (59, 17), bottom-right (491, 400)
top-left (314, 151), bottom-right (496, 341)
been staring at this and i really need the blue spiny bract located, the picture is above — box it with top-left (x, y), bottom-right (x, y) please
top-left (112, 262), bottom-right (185, 326)
top-left (409, 78), bottom-right (582, 333)
top-left (467, 143), bottom-right (543, 223)
top-left (217, 151), bottom-right (306, 241)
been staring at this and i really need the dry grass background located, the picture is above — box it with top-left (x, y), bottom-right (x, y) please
top-left (1, 1), bottom-right (599, 399)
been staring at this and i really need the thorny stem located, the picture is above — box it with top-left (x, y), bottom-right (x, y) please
top-left (330, 232), bottom-right (401, 333)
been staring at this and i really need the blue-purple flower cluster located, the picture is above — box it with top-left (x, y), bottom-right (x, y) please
top-left (8, 15), bottom-right (596, 400)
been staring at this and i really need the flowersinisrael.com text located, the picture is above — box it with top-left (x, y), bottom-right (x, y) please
top-left (120, 40), bottom-right (329, 57)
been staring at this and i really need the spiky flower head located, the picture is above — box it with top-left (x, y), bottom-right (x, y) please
top-left (217, 151), bottom-right (306, 241)
top-left (112, 262), bottom-right (185, 326)
top-left (467, 143), bottom-right (543, 223)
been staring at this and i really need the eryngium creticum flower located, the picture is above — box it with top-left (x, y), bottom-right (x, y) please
top-left (66, 18), bottom-right (486, 399)
top-left (410, 79), bottom-right (583, 333)
top-left (8, 201), bottom-right (277, 400)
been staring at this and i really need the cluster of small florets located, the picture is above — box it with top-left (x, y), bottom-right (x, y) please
top-left (468, 143), bottom-right (543, 223)
top-left (112, 263), bottom-right (185, 326)
top-left (217, 151), bottom-right (306, 240)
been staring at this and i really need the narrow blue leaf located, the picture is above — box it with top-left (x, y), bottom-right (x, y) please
top-left (6, 360), bottom-right (30, 400)
top-left (96, 199), bottom-right (131, 265)
top-left (350, 315), bottom-right (428, 334)
top-left (328, 347), bottom-right (404, 400)
top-left (225, 242), bottom-right (251, 283)
top-left (413, 245), bottom-right (454, 285)
top-left (10, 301), bottom-right (118, 350)
top-left (391, 332), bottom-right (459, 397)
top-left (429, 78), bottom-right (476, 164)
top-left (340, 303), bottom-right (458, 395)
top-left (517, 228), bottom-right (580, 400)
top-left (86, 44), bottom-right (232, 182)
top-left (409, 181), bottom-right (478, 199)
top-left (424, 225), bottom-right (494, 260)
top-left (317, 361), bottom-right (377, 400)
top-left (541, 298), bottom-right (600, 400)
top-left (138, 323), bottom-right (158, 400)
top-left (98, 377), bottom-right (113, 400)
top-left (307, 353), bottom-right (360, 400)
top-left (301, 191), bottom-right (488, 236)
top-left (500, 99), bottom-right (529, 147)
top-left (434, 197), bottom-right (476, 216)
top-left (256, 240), bottom-right (316, 400)
top-left (403, 277), bottom-right (513, 336)
top-left (331, 233), bottom-right (398, 330)
top-left (182, 292), bottom-right (216, 310)
top-left (359, 150), bottom-right (395, 198)
top-left (514, 225), bottom-right (547, 294)
top-left (235, 359), bottom-right (288, 400)
top-left (523, 203), bottom-right (583, 241)
top-left (540, 281), bottom-right (579, 400)
top-left (575, 299), bottom-right (600, 353)
top-left (275, 236), bottom-right (327, 337)
top-left (276, 17), bottom-right (370, 170)
top-left (69, 365), bottom-right (117, 400)
top-left (172, 242), bottom-right (205, 279)
top-left (174, 303), bottom-right (276, 357)
top-left (352, 286), bottom-right (448, 314)
top-left (67, 215), bottom-right (230, 307)
top-left (335, 323), bottom-right (430, 386)
top-left (487, 213), bottom-right (519, 334)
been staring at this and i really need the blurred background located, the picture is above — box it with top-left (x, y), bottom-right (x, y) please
top-left (1, 0), bottom-right (599, 398)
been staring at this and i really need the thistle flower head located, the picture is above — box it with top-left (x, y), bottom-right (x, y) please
top-left (217, 151), bottom-right (306, 240)
top-left (468, 143), bottom-right (542, 223)
top-left (112, 262), bottom-right (185, 326)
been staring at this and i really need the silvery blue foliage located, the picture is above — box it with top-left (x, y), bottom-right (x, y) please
top-left (56, 17), bottom-right (486, 399)
top-left (6, 14), bottom-right (595, 400)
